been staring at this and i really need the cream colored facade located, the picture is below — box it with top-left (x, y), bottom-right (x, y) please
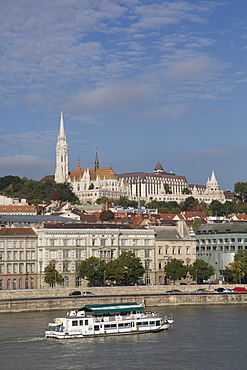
top-left (35, 225), bottom-right (156, 288)
top-left (151, 221), bottom-right (197, 285)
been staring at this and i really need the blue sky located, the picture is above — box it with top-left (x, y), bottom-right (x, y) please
top-left (1, 1), bottom-right (247, 191)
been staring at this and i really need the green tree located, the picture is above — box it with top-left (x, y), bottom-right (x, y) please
top-left (234, 182), bottom-right (247, 201)
top-left (111, 251), bottom-right (145, 285)
top-left (225, 250), bottom-right (247, 283)
top-left (164, 259), bottom-right (188, 284)
top-left (164, 183), bottom-right (172, 194)
top-left (78, 257), bottom-right (106, 286)
top-left (209, 200), bottom-right (225, 217)
top-left (182, 197), bottom-right (199, 211)
top-left (189, 259), bottom-right (215, 283)
top-left (224, 261), bottom-right (245, 283)
top-left (192, 217), bottom-right (202, 229)
top-left (99, 210), bottom-right (115, 222)
top-left (181, 187), bottom-right (192, 195)
top-left (44, 263), bottom-right (63, 287)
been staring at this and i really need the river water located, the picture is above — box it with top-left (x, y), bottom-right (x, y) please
top-left (1, 304), bottom-right (247, 370)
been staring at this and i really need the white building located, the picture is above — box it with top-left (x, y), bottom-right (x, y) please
top-left (35, 224), bottom-right (156, 287)
top-left (54, 113), bottom-right (225, 205)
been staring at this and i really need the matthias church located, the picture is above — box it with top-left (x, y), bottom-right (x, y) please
top-left (55, 112), bottom-right (226, 205)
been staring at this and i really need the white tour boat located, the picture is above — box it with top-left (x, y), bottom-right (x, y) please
top-left (45, 302), bottom-right (174, 339)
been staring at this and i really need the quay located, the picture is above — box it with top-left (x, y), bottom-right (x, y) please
top-left (1, 285), bottom-right (247, 313)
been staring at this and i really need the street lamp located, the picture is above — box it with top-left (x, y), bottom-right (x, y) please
top-left (196, 269), bottom-right (198, 285)
top-left (239, 268), bottom-right (241, 284)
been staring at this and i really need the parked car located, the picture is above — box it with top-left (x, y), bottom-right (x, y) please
top-left (195, 288), bottom-right (209, 293)
top-left (214, 287), bottom-right (233, 293)
top-left (69, 291), bottom-right (81, 296)
top-left (166, 289), bottom-right (181, 293)
top-left (83, 291), bottom-right (95, 296)
top-left (233, 287), bottom-right (247, 292)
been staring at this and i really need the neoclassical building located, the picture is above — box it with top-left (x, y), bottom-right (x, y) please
top-left (54, 113), bottom-right (225, 205)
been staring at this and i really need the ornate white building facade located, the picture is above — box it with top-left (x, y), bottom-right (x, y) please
top-left (54, 113), bottom-right (225, 205)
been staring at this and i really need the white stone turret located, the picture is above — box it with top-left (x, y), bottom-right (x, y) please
top-left (55, 112), bottom-right (69, 183)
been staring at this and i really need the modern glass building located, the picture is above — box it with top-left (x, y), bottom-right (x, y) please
top-left (195, 222), bottom-right (247, 282)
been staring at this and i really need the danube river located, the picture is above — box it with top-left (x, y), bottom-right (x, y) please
top-left (1, 304), bottom-right (247, 370)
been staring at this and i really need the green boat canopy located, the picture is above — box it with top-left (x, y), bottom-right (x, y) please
top-left (78, 302), bottom-right (144, 314)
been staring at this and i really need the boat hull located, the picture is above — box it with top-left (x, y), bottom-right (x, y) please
top-left (45, 324), bottom-right (169, 339)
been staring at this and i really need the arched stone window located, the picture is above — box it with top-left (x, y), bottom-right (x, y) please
top-left (63, 276), bottom-right (69, 287)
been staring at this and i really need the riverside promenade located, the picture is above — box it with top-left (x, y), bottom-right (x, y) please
top-left (1, 284), bottom-right (247, 313)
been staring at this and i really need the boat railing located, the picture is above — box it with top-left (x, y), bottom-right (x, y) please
top-left (91, 312), bottom-right (160, 323)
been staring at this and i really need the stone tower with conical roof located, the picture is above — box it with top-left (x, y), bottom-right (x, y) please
top-left (55, 112), bottom-right (69, 183)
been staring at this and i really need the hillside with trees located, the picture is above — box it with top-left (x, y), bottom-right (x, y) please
top-left (0, 175), bottom-right (79, 208)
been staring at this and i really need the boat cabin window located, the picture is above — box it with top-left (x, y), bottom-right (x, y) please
top-left (94, 325), bottom-right (100, 331)
top-left (85, 319), bottom-right (88, 325)
top-left (79, 320), bottom-right (84, 326)
top-left (156, 320), bottom-right (161, 326)
top-left (72, 320), bottom-right (78, 326)
top-left (150, 321), bottom-right (155, 325)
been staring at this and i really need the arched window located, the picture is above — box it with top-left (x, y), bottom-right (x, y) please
top-left (7, 279), bottom-right (11, 289)
top-left (75, 276), bottom-right (82, 287)
top-left (63, 276), bottom-right (69, 287)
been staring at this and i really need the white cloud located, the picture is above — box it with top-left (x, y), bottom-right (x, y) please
top-left (199, 147), bottom-right (229, 157)
top-left (67, 83), bottom-right (152, 113)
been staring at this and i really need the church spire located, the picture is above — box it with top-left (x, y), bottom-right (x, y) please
top-left (59, 111), bottom-right (65, 137)
top-left (55, 112), bottom-right (69, 183)
top-left (94, 148), bottom-right (99, 171)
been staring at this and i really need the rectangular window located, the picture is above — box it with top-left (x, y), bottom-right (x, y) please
top-left (0, 265), bottom-right (3, 273)
top-left (13, 252), bottom-right (17, 260)
top-left (144, 239), bottom-right (149, 246)
top-left (0, 252), bottom-right (3, 260)
top-left (19, 264), bottom-right (23, 273)
top-left (13, 241), bottom-right (17, 248)
top-left (50, 250), bottom-right (56, 259)
top-left (186, 248), bottom-right (190, 255)
top-left (7, 241), bottom-right (11, 248)
top-left (7, 252), bottom-right (11, 260)
top-left (76, 239), bottom-right (81, 246)
top-left (13, 264), bottom-right (17, 273)
top-left (26, 252), bottom-right (30, 260)
top-left (63, 262), bottom-right (69, 272)
top-left (145, 250), bottom-right (150, 258)
top-left (0, 241), bottom-right (4, 248)
top-left (63, 239), bottom-right (68, 246)
top-left (31, 252), bottom-right (35, 260)
top-left (72, 320), bottom-right (78, 326)
top-left (7, 264), bottom-right (11, 273)
top-left (101, 239), bottom-right (106, 247)
top-left (19, 241), bottom-right (23, 248)
top-left (19, 252), bottom-right (23, 260)
top-left (63, 250), bottom-right (69, 258)
top-left (76, 250), bottom-right (81, 259)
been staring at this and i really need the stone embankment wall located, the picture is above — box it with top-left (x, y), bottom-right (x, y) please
top-left (1, 285), bottom-right (247, 312)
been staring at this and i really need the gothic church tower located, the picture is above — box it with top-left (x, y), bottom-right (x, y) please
top-left (55, 112), bottom-right (69, 183)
